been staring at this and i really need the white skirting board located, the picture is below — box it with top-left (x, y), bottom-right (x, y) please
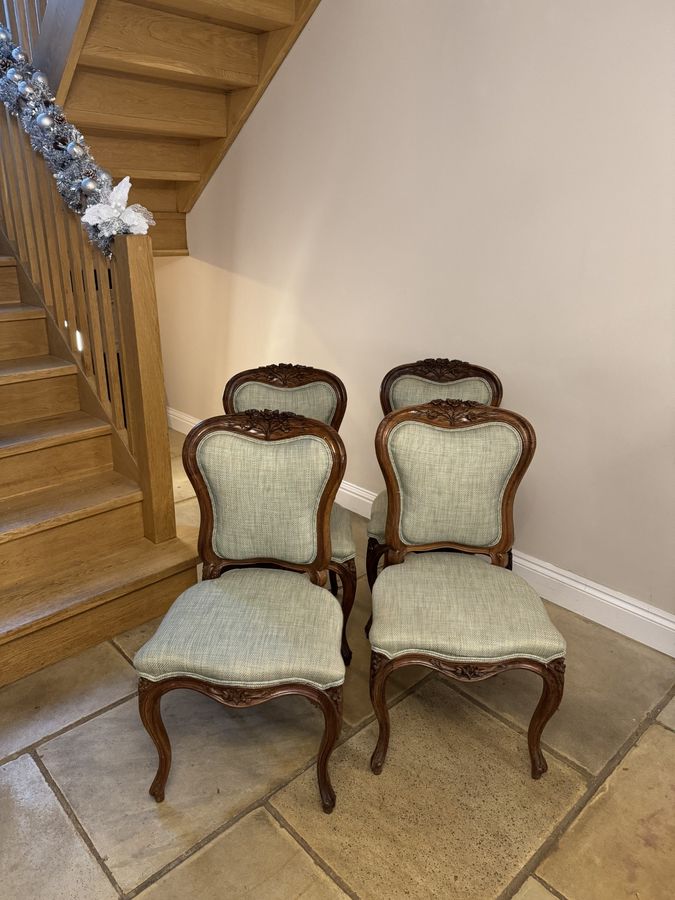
top-left (167, 406), bottom-right (675, 658)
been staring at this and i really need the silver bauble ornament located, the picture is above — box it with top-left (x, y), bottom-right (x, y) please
top-left (80, 177), bottom-right (98, 196)
top-left (17, 81), bottom-right (35, 99)
top-left (11, 47), bottom-right (26, 64)
top-left (66, 140), bottom-right (85, 159)
top-left (31, 70), bottom-right (49, 88)
top-left (35, 112), bottom-right (54, 131)
top-left (0, 27), bottom-right (11, 43)
top-left (5, 67), bottom-right (22, 84)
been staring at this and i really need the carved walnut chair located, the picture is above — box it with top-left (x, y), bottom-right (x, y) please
top-left (133, 410), bottom-right (347, 813)
top-left (366, 359), bottom-right (503, 589)
top-left (368, 399), bottom-right (566, 779)
top-left (223, 363), bottom-right (357, 663)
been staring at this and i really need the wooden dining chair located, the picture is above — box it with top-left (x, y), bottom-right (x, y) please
top-left (224, 363), bottom-right (357, 664)
top-left (367, 359), bottom-right (503, 588)
top-left (368, 399), bottom-right (566, 779)
top-left (134, 410), bottom-right (347, 813)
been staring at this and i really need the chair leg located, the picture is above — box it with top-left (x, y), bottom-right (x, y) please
top-left (314, 686), bottom-right (343, 813)
top-left (328, 570), bottom-right (338, 595)
top-left (366, 538), bottom-right (384, 590)
top-left (527, 658), bottom-right (566, 779)
top-left (138, 678), bottom-right (172, 802)
top-left (369, 651), bottom-right (392, 774)
top-left (330, 561), bottom-right (356, 665)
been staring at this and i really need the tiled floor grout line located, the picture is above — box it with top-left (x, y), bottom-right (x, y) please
top-left (0, 690), bottom-right (138, 769)
top-left (109, 637), bottom-right (136, 667)
top-left (532, 873), bottom-right (568, 900)
top-left (30, 749), bottom-right (125, 899)
top-left (438, 677), bottom-right (594, 782)
top-left (265, 801), bottom-right (360, 899)
top-left (497, 680), bottom-right (675, 900)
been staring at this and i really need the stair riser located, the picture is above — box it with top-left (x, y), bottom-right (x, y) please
top-left (0, 568), bottom-right (196, 686)
top-left (0, 268), bottom-right (20, 304)
top-left (0, 502), bottom-right (144, 589)
top-left (0, 434), bottom-right (113, 500)
top-left (0, 318), bottom-right (48, 360)
top-left (0, 375), bottom-right (80, 426)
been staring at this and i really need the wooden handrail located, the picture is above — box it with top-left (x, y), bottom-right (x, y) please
top-left (0, 0), bottom-right (177, 544)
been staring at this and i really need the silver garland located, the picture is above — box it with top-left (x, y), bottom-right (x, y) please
top-left (0, 24), bottom-right (153, 256)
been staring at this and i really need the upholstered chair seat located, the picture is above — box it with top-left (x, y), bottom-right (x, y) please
top-left (370, 553), bottom-right (565, 664)
top-left (366, 359), bottom-right (504, 587)
top-left (135, 569), bottom-right (345, 689)
top-left (223, 363), bottom-right (357, 663)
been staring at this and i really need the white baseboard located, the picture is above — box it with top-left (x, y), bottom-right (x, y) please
top-left (166, 406), bottom-right (675, 657)
top-left (167, 406), bottom-right (200, 434)
top-left (337, 481), bottom-right (378, 519)
top-left (512, 551), bottom-right (675, 658)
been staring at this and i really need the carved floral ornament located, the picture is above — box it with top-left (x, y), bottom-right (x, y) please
top-left (403, 358), bottom-right (480, 381)
top-left (257, 363), bottom-right (318, 386)
top-left (227, 408), bottom-right (309, 436)
top-left (407, 398), bottom-right (490, 425)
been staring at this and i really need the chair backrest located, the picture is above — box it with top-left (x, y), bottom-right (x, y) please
top-left (183, 410), bottom-right (346, 582)
top-left (223, 364), bottom-right (348, 430)
top-left (380, 358), bottom-right (503, 414)
top-left (375, 399), bottom-right (535, 566)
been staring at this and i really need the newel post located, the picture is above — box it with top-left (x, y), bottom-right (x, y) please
top-left (113, 234), bottom-right (176, 543)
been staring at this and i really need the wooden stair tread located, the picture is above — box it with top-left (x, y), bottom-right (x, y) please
top-left (130, 0), bottom-right (295, 32)
top-left (110, 168), bottom-right (200, 182)
top-left (0, 471), bottom-right (142, 544)
top-left (0, 527), bottom-right (198, 643)
top-left (0, 355), bottom-right (77, 385)
top-left (0, 304), bottom-right (46, 322)
top-left (0, 257), bottom-right (16, 267)
top-left (81, 0), bottom-right (259, 90)
top-left (0, 411), bottom-right (111, 459)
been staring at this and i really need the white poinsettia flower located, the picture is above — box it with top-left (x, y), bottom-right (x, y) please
top-left (82, 176), bottom-right (154, 236)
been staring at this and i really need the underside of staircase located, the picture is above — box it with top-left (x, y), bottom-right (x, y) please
top-left (0, 256), bottom-right (198, 686)
top-left (42, 0), bottom-right (321, 256)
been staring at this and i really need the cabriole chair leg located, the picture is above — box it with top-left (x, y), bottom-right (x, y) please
top-left (138, 678), bottom-right (172, 803)
top-left (331, 560), bottom-right (357, 665)
top-left (527, 658), bottom-right (566, 778)
top-left (369, 651), bottom-right (392, 774)
top-left (314, 686), bottom-right (343, 813)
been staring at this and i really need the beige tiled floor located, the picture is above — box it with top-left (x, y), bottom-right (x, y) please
top-left (1, 432), bottom-right (673, 899)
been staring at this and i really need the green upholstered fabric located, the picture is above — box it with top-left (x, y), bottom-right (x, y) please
top-left (388, 420), bottom-right (522, 547)
top-left (330, 502), bottom-right (356, 562)
top-left (232, 381), bottom-right (337, 425)
top-left (196, 431), bottom-right (332, 563)
top-left (367, 490), bottom-right (387, 541)
top-left (370, 553), bottom-right (565, 664)
top-left (390, 375), bottom-right (492, 410)
top-left (134, 568), bottom-right (346, 689)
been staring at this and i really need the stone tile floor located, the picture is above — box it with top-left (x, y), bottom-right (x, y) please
top-left (1, 433), bottom-right (674, 899)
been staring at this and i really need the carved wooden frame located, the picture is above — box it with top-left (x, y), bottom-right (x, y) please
top-left (223, 363), bottom-right (348, 430)
top-left (369, 652), bottom-right (565, 778)
top-left (379, 358), bottom-right (503, 415)
top-left (376, 399), bottom-right (536, 567)
top-left (368, 363), bottom-right (504, 587)
top-left (139, 677), bottom-right (343, 813)
top-left (182, 410), bottom-right (346, 585)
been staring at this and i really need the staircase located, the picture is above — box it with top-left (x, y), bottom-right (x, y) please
top-left (0, 0), bottom-right (321, 686)
top-left (0, 256), bottom-right (198, 686)
top-left (37, 0), bottom-right (321, 255)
